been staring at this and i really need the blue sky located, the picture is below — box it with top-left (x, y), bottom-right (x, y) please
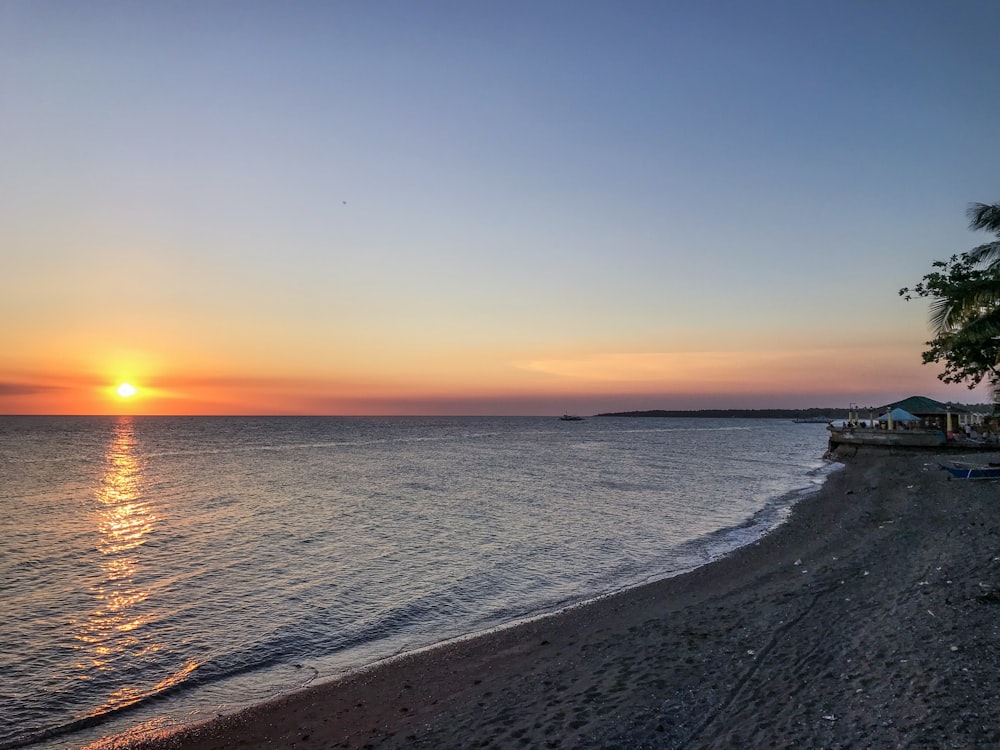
top-left (2, 1), bottom-right (998, 414)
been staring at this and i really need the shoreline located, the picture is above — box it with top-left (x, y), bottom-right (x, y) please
top-left (98, 451), bottom-right (1000, 749)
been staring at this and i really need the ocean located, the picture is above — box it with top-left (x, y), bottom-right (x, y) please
top-left (0, 416), bottom-right (833, 749)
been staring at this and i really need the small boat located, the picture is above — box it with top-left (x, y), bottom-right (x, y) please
top-left (942, 462), bottom-right (1000, 480)
top-left (559, 414), bottom-right (584, 421)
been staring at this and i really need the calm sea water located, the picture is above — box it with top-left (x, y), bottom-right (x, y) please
top-left (0, 416), bottom-right (832, 749)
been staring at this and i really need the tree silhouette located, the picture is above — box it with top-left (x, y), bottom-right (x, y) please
top-left (900, 201), bottom-right (1000, 408)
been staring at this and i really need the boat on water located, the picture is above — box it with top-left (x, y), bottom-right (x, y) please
top-left (559, 414), bottom-right (584, 421)
top-left (942, 462), bottom-right (1000, 480)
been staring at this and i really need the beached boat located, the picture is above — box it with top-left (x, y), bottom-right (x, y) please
top-left (559, 415), bottom-right (584, 421)
top-left (942, 463), bottom-right (1000, 480)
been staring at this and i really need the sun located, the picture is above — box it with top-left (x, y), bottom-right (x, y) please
top-left (116, 382), bottom-right (138, 398)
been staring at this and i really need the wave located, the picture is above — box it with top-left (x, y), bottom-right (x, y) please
top-left (0, 663), bottom-right (198, 750)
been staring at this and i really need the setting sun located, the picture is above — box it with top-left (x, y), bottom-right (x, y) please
top-left (116, 383), bottom-right (137, 398)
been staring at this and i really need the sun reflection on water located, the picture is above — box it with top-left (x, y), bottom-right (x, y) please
top-left (71, 417), bottom-right (198, 716)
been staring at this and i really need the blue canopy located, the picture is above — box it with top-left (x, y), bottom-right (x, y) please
top-left (879, 407), bottom-right (919, 423)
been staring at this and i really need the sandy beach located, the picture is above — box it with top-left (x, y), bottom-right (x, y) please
top-left (103, 450), bottom-right (1000, 749)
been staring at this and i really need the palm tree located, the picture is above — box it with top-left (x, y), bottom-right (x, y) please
top-left (901, 201), bottom-right (1000, 413)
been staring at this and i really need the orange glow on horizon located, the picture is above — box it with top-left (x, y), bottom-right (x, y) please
top-left (0, 367), bottom-right (980, 416)
top-left (0, 336), bottom-right (985, 415)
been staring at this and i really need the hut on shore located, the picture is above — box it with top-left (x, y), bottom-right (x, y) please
top-left (878, 396), bottom-right (969, 434)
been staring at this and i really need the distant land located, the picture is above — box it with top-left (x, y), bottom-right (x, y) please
top-left (595, 404), bottom-right (993, 420)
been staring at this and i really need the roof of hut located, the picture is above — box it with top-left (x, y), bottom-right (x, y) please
top-left (880, 396), bottom-right (967, 415)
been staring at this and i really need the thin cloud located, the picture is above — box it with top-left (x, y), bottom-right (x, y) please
top-left (0, 382), bottom-right (64, 395)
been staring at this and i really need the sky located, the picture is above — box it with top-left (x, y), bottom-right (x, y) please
top-left (2, 0), bottom-right (998, 416)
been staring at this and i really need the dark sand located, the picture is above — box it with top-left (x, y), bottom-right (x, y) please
top-left (100, 451), bottom-right (1000, 749)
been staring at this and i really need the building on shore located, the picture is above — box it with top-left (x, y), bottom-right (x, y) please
top-left (829, 396), bottom-right (994, 454)
top-left (878, 396), bottom-right (973, 433)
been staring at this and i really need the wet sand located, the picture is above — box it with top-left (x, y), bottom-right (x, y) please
top-left (104, 451), bottom-right (1000, 749)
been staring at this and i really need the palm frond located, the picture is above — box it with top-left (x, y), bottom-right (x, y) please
top-left (967, 202), bottom-right (1000, 234)
top-left (958, 307), bottom-right (1000, 341)
top-left (966, 240), bottom-right (1000, 266)
top-left (927, 270), bottom-right (1000, 334)
top-left (928, 298), bottom-right (953, 333)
